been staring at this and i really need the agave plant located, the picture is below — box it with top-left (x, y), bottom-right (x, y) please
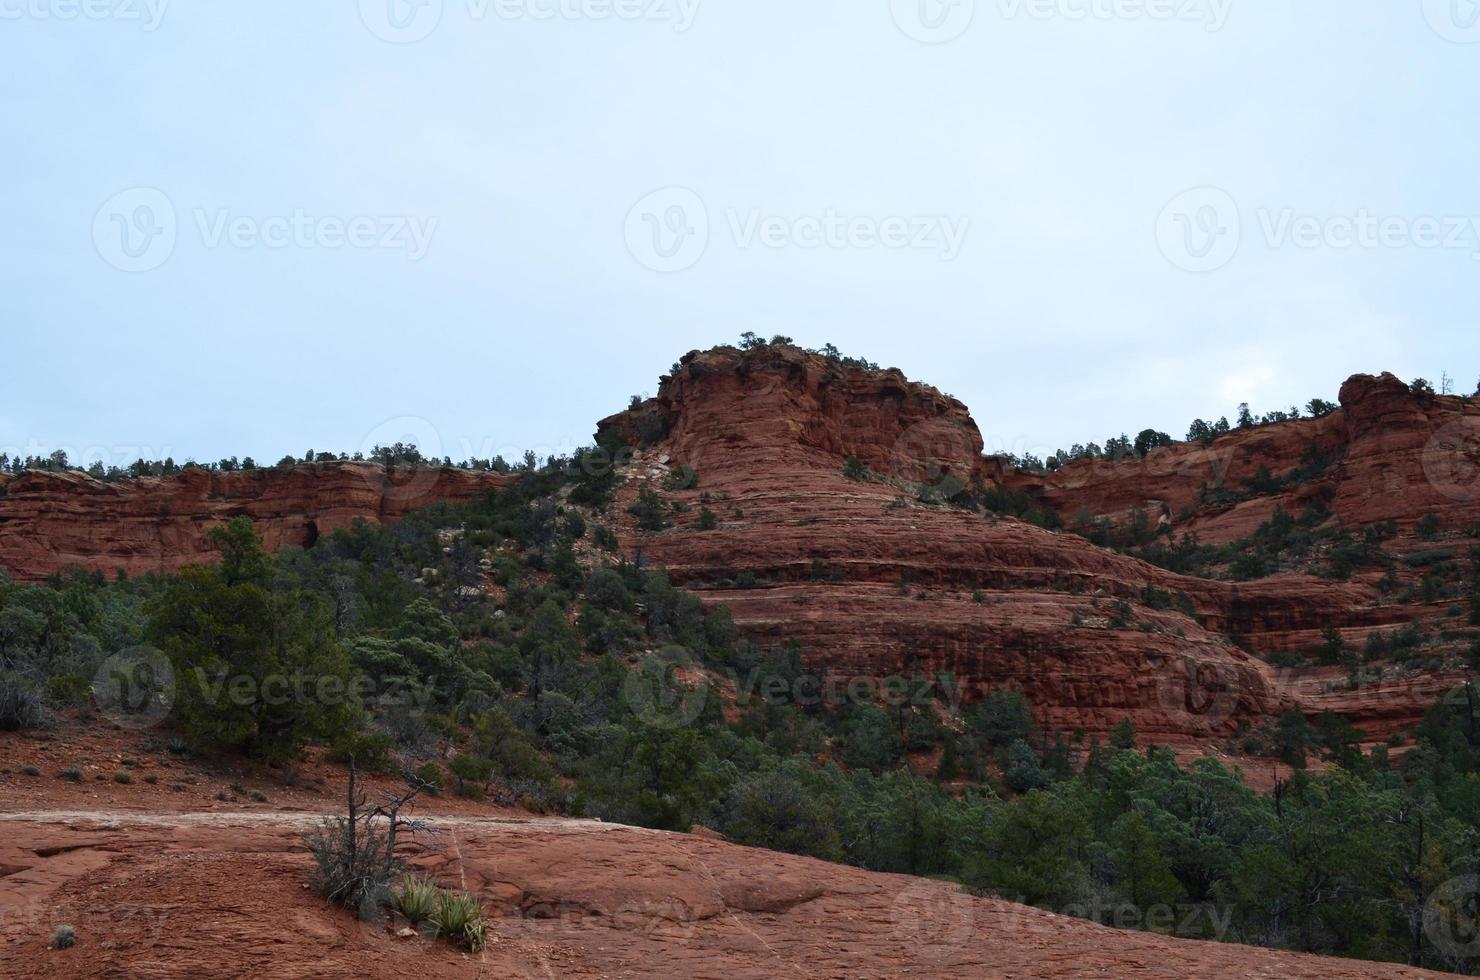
top-left (429, 890), bottom-right (487, 951)
top-left (393, 875), bottom-right (439, 925)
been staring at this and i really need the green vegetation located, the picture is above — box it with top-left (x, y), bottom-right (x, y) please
top-left (842, 456), bottom-right (870, 482)
top-left (393, 874), bottom-right (439, 925)
top-left (7, 450), bottom-right (1480, 971)
top-left (52, 925), bottom-right (75, 950)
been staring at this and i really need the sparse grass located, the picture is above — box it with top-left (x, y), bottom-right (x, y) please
top-left (21, 764), bottom-right (41, 777)
top-left (394, 875), bottom-right (439, 925)
top-left (59, 766), bottom-right (82, 782)
top-left (144, 774), bottom-right (159, 785)
top-left (53, 925), bottom-right (76, 950)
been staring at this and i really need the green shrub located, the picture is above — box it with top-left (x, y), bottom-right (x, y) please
top-left (449, 753), bottom-right (494, 799)
top-left (843, 457), bottom-right (870, 481)
top-left (664, 465), bottom-right (699, 491)
top-left (59, 766), bottom-right (82, 782)
top-left (695, 507), bottom-right (718, 531)
top-left (0, 673), bottom-right (51, 732)
top-left (627, 487), bottom-right (668, 532)
top-left (53, 925), bottom-right (76, 950)
top-left (21, 764), bottom-right (41, 776)
top-left (326, 730), bottom-right (396, 774)
top-left (45, 673), bottom-right (91, 707)
top-left (412, 762), bottom-right (444, 796)
top-left (113, 772), bottom-right (132, 784)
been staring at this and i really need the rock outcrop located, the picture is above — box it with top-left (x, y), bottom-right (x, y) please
top-left (1004, 371), bottom-right (1480, 545)
top-left (599, 350), bottom-right (1480, 749)
top-left (0, 463), bottom-right (504, 582)
top-left (2, 347), bottom-right (1475, 751)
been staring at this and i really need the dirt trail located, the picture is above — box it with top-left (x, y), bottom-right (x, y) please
top-left (0, 807), bottom-right (1457, 979)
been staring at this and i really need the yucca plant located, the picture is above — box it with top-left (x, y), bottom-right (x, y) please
top-left (393, 875), bottom-right (439, 925)
top-left (429, 890), bottom-right (487, 951)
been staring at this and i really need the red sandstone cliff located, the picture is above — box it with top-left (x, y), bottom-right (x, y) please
top-left (0, 463), bottom-right (504, 582)
top-left (1005, 371), bottom-right (1480, 545)
top-left (597, 348), bottom-right (1479, 749)
top-left (2, 347), bottom-right (1475, 752)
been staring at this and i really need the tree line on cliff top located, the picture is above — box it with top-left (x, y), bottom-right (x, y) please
top-left (2, 451), bottom-right (1480, 971)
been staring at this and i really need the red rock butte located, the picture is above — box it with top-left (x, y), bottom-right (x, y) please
top-left (4, 345), bottom-right (1478, 752)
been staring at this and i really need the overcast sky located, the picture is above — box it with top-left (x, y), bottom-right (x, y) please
top-left (3, 1), bottom-right (1477, 470)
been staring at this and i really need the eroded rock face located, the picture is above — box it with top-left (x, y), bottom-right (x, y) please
top-left (598, 344), bottom-right (988, 489)
top-left (1003, 372), bottom-right (1480, 545)
top-left (3, 350), bottom-right (1476, 750)
top-left (0, 463), bottom-right (504, 582)
top-left (600, 351), bottom-right (1480, 747)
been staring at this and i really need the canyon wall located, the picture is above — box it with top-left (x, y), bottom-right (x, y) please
top-left (599, 349), bottom-right (1480, 747)
top-left (0, 463), bottom-right (504, 582)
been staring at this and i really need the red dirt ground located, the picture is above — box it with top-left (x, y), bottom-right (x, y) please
top-left (0, 723), bottom-right (1457, 979)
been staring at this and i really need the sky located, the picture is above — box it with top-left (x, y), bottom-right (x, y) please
top-left (2, 1), bottom-right (1478, 471)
